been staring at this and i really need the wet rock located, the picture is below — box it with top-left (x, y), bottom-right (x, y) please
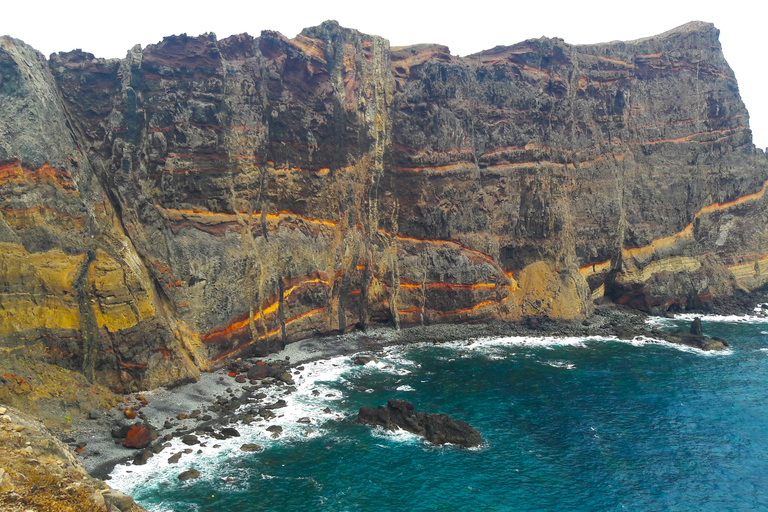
top-left (297, 417), bottom-right (311, 424)
top-left (133, 450), bottom-right (153, 465)
top-left (189, 409), bottom-right (201, 419)
top-left (168, 452), bottom-right (183, 464)
top-left (123, 426), bottom-right (151, 449)
top-left (265, 399), bottom-right (287, 410)
top-left (357, 399), bottom-right (482, 448)
top-left (258, 409), bottom-right (276, 420)
top-left (178, 468), bottom-right (201, 481)
top-left (177, 413), bottom-right (188, 420)
top-left (220, 427), bottom-right (240, 438)
top-left (181, 434), bottom-right (199, 446)
top-left (239, 443), bottom-right (262, 452)
top-left (235, 375), bottom-right (246, 383)
top-left (690, 317), bottom-right (704, 337)
top-left (352, 355), bottom-right (378, 365)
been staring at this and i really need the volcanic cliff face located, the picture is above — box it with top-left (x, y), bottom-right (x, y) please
top-left (1, 21), bottom-right (766, 390)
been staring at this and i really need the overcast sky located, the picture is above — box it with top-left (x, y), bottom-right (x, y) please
top-left (5, 0), bottom-right (767, 148)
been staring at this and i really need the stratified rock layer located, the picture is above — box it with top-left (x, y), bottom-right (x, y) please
top-left (1, 20), bottom-right (767, 390)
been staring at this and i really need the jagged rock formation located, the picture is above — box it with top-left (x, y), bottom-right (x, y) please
top-left (1, 20), bottom-right (767, 390)
top-left (357, 399), bottom-right (482, 448)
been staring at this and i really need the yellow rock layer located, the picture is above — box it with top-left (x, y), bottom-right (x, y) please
top-left (1, 205), bottom-right (85, 232)
top-left (88, 249), bottom-right (156, 332)
top-left (615, 256), bottom-right (702, 285)
top-left (0, 243), bottom-right (83, 335)
top-left (728, 255), bottom-right (768, 290)
top-left (507, 261), bottom-right (587, 320)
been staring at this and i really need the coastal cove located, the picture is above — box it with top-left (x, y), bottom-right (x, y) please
top-left (87, 309), bottom-right (768, 512)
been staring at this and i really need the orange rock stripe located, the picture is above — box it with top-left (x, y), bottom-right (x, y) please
top-left (156, 205), bottom-right (338, 228)
top-left (580, 176), bottom-right (768, 276)
top-left (203, 279), bottom-right (331, 342)
top-left (0, 162), bottom-right (77, 193)
top-left (627, 127), bottom-right (744, 145)
top-left (399, 282), bottom-right (496, 290)
top-left (394, 163), bottom-right (472, 173)
top-left (208, 308), bottom-right (326, 363)
top-left (398, 299), bottom-right (497, 317)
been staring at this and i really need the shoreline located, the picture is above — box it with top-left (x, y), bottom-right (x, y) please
top-left (63, 294), bottom-right (768, 482)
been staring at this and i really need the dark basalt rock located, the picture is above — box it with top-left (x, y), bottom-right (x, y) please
top-left (177, 468), bottom-right (200, 481)
top-left (357, 399), bottom-right (481, 448)
top-left (667, 317), bottom-right (729, 351)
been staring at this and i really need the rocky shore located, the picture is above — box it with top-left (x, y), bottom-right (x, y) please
top-left (63, 294), bottom-right (768, 483)
top-left (3, 292), bottom-right (768, 509)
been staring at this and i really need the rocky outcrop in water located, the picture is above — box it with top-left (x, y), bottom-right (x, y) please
top-left (357, 399), bottom-right (482, 448)
top-left (1, 20), bottom-right (767, 392)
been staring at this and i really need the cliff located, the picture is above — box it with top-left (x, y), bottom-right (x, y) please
top-left (1, 20), bottom-right (767, 392)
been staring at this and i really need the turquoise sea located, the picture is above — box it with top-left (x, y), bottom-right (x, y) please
top-left (111, 313), bottom-right (768, 511)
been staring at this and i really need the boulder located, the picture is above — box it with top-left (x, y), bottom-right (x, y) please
top-left (102, 489), bottom-right (135, 511)
top-left (178, 468), bottom-right (200, 481)
top-left (220, 427), bottom-right (241, 438)
top-left (122, 426), bottom-right (151, 449)
top-left (352, 355), bottom-right (378, 365)
top-left (265, 399), bottom-right (287, 410)
top-left (181, 434), bottom-right (199, 446)
top-left (239, 443), bottom-right (262, 452)
top-left (133, 450), bottom-right (153, 465)
top-left (357, 399), bottom-right (481, 448)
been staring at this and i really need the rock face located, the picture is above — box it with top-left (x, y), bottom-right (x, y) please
top-left (0, 406), bottom-right (146, 511)
top-left (1, 20), bottom-right (767, 391)
top-left (357, 399), bottom-right (481, 448)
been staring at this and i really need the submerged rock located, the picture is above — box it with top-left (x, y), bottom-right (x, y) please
top-left (357, 399), bottom-right (481, 448)
top-left (178, 468), bottom-right (200, 481)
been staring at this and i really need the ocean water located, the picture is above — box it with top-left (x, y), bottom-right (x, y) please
top-left (111, 314), bottom-right (768, 511)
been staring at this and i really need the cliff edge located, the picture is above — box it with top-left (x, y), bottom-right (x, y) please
top-left (0, 20), bottom-right (766, 394)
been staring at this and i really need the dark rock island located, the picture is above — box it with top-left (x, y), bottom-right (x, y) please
top-left (357, 399), bottom-right (482, 448)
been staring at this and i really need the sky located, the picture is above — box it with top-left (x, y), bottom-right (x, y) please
top-left (5, 0), bottom-right (767, 148)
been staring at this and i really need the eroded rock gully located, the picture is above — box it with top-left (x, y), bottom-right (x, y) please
top-left (1, 20), bottom-right (767, 392)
